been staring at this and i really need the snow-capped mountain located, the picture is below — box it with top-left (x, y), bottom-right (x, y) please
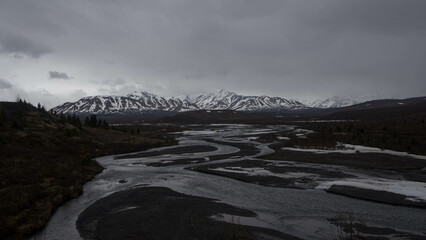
top-left (52, 92), bottom-right (198, 115)
top-left (304, 95), bottom-right (381, 108)
top-left (52, 89), bottom-right (306, 115)
top-left (178, 90), bottom-right (305, 111)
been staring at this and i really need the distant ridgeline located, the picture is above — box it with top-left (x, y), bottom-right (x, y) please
top-left (51, 89), bottom-right (308, 115)
top-left (50, 90), bottom-right (426, 124)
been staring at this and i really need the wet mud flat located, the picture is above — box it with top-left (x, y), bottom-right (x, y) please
top-left (205, 139), bottom-right (262, 157)
top-left (144, 139), bottom-right (262, 167)
top-left (115, 145), bottom-right (218, 159)
top-left (77, 187), bottom-right (300, 240)
top-left (190, 159), bottom-right (354, 189)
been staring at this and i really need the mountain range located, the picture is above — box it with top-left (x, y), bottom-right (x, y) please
top-left (51, 89), bottom-right (380, 115)
top-left (303, 95), bottom-right (381, 108)
top-left (52, 90), bottom-right (307, 115)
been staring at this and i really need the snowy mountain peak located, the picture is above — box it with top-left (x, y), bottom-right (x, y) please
top-left (127, 91), bottom-right (159, 100)
top-left (304, 95), bottom-right (382, 108)
top-left (52, 89), bottom-right (307, 115)
top-left (216, 89), bottom-right (236, 97)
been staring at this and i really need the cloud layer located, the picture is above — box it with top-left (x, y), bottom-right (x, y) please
top-left (0, 78), bottom-right (12, 89)
top-left (0, 0), bottom-right (425, 107)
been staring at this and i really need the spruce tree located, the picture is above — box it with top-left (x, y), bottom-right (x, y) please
top-left (12, 119), bottom-right (19, 129)
top-left (0, 108), bottom-right (3, 126)
top-left (59, 113), bottom-right (66, 123)
top-left (89, 115), bottom-right (97, 127)
top-left (74, 114), bottom-right (81, 126)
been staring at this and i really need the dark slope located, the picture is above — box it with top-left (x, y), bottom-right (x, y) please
top-left (320, 96), bottom-right (426, 120)
top-left (0, 101), bottom-right (177, 239)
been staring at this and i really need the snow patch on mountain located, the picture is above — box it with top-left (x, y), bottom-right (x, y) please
top-left (52, 90), bottom-right (383, 115)
top-left (304, 95), bottom-right (381, 108)
top-left (52, 89), bottom-right (306, 114)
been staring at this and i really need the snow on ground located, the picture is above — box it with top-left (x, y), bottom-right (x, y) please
top-left (294, 128), bottom-right (314, 134)
top-left (316, 178), bottom-right (426, 202)
top-left (110, 206), bottom-right (140, 214)
top-left (160, 160), bottom-right (173, 164)
top-left (209, 124), bottom-right (250, 127)
top-left (211, 166), bottom-right (319, 179)
top-left (282, 143), bottom-right (426, 160)
top-left (182, 130), bottom-right (218, 135)
top-left (242, 131), bottom-right (276, 135)
top-left (343, 144), bottom-right (426, 160)
top-left (295, 133), bottom-right (307, 138)
top-left (252, 128), bottom-right (273, 132)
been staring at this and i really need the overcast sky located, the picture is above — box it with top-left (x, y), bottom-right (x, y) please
top-left (1, 0), bottom-right (425, 108)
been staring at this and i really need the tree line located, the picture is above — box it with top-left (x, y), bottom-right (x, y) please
top-left (0, 98), bottom-right (109, 129)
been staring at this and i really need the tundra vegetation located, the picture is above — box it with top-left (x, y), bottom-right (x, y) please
top-left (0, 100), bottom-right (178, 239)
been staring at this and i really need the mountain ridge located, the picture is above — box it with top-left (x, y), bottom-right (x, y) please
top-left (52, 89), bottom-right (307, 115)
top-left (303, 95), bottom-right (382, 108)
top-left (52, 90), bottom-right (392, 115)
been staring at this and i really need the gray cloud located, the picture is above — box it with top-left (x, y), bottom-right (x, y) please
top-left (0, 0), bottom-right (425, 105)
top-left (305, 0), bottom-right (426, 35)
top-left (97, 79), bottom-right (166, 97)
top-left (101, 78), bottom-right (126, 86)
top-left (0, 83), bottom-right (86, 109)
top-left (49, 71), bottom-right (71, 80)
top-left (0, 78), bottom-right (12, 89)
top-left (0, 31), bottom-right (51, 58)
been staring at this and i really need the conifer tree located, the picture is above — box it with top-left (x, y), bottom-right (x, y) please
top-left (89, 115), bottom-right (97, 127)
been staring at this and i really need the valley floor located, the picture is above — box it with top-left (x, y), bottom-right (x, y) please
top-left (34, 124), bottom-right (426, 240)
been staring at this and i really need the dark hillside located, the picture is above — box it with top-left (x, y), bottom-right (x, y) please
top-left (292, 113), bottom-right (426, 156)
top-left (0, 101), bottom-right (177, 239)
top-left (83, 111), bottom-right (177, 124)
top-left (321, 97), bottom-right (426, 120)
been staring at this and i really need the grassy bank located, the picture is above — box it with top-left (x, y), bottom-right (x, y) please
top-left (0, 101), bottom-right (178, 239)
